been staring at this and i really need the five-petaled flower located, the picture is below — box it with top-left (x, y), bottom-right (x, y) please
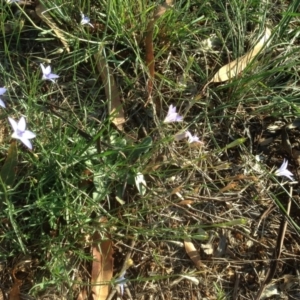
top-left (80, 13), bottom-right (94, 28)
top-left (40, 64), bottom-right (59, 83)
top-left (8, 117), bottom-right (36, 150)
top-left (163, 104), bottom-right (183, 123)
top-left (274, 159), bottom-right (294, 181)
top-left (0, 87), bottom-right (7, 108)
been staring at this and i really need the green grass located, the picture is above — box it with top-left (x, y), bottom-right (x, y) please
top-left (1, 0), bottom-right (300, 299)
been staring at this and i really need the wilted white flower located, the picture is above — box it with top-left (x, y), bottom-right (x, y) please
top-left (274, 159), bottom-right (294, 181)
top-left (186, 131), bottom-right (201, 144)
top-left (174, 130), bottom-right (202, 144)
top-left (8, 116), bottom-right (36, 149)
top-left (164, 105), bottom-right (183, 123)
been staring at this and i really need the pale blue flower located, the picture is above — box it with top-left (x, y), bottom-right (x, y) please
top-left (274, 159), bottom-right (294, 181)
top-left (80, 13), bottom-right (94, 28)
top-left (8, 117), bottom-right (36, 150)
top-left (115, 272), bottom-right (126, 296)
top-left (0, 87), bottom-right (7, 108)
top-left (164, 105), bottom-right (183, 123)
top-left (40, 64), bottom-right (59, 83)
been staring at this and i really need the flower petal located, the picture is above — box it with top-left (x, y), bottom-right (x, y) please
top-left (11, 132), bottom-right (21, 140)
top-left (40, 64), bottom-right (46, 74)
top-left (40, 64), bottom-right (51, 75)
top-left (0, 88), bottom-right (7, 95)
top-left (48, 74), bottom-right (59, 79)
top-left (8, 117), bottom-right (18, 131)
top-left (19, 137), bottom-right (33, 149)
top-left (0, 99), bottom-right (6, 108)
top-left (168, 104), bottom-right (176, 114)
top-left (18, 117), bottom-right (26, 132)
top-left (23, 130), bottom-right (36, 139)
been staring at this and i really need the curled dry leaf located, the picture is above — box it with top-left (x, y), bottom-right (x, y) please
top-left (184, 239), bottom-right (206, 269)
top-left (208, 28), bottom-right (271, 84)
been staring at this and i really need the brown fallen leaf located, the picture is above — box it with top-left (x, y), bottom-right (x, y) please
top-left (35, 2), bottom-right (70, 53)
top-left (94, 51), bottom-right (125, 131)
top-left (220, 181), bottom-right (238, 193)
top-left (91, 231), bottom-right (114, 300)
top-left (9, 267), bottom-right (22, 300)
top-left (177, 200), bottom-right (194, 206)
top-left (203, 28), bottom-right (271, 89)
top-left (76, 289), bottom-right (87, 300)
top-left (184, 239), bottom-right (206, 269)
top-left (8, 279), bottom-right (22, 300)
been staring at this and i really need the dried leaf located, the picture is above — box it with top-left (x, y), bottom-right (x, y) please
top-left (35, 3), bottom-right (70, 53)
top-left (230, 174), bottom-right (258, 181)
top-left (220, 182), bottom-right (238, 193)
top-left (209, 28), bottom-right (271, 83)
top-left (76, 289), bottom-right (87, 300)
top-left (94, 51), bottom-right (125, 131)
top-left (9, 266), bottom-right (23, 300)
top-left (91, 231), bottom-right (113, 300)
top-left (200, 243), bottom-right (214, 255)
top-left (177, 200), bottom-right (194, 206)
top-left (184, 239), bottom-right (206, 269)
top-left (8, 279), bottom-right (21, 300)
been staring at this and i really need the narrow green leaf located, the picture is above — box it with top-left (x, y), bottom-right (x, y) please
top-left (0, 141), bottom-right (18, 186)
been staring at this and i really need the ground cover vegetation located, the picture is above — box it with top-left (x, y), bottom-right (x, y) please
top-left (1, 0), bottom-right (300, 299)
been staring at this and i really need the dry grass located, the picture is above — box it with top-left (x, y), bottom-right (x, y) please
top-left (1, 0), bottom-right (300, 299)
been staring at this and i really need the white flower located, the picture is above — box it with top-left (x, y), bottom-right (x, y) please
top-left (274, 159), bottom-right (294, 181)
top-left (174, 130), bottom-right (202, 144)
top-left (186, 131), bottom-right (201, 144)
top-left (163, 105), bottom-right (183, 123)
top-left (8, 117), bottom-right (36, 150)
top-left (40, 64), bottom-right (59, 83)
top-left (80, 13), bottom-right (94, 28)
top-left (0, 87), bottom-right (7, 108)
